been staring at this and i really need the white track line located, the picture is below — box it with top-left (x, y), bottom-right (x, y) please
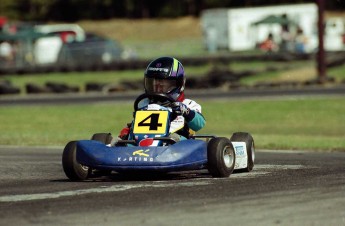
top-left (0, 181), bottom-right (210, 203)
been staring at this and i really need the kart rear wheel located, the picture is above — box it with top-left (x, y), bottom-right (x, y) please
top-left (62, 141), bottom-right (90, 181)
top-left (230, 132), bottom-right (255, 172)
top-left (207, 137), bottom-right (236, 178)
top-left (91, 133), bottom-right (113, 144)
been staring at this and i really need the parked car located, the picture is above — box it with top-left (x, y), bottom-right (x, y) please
top-left (57, 33), bottom-right (124, 68)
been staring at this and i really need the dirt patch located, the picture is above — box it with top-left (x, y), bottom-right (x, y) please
top-left (274, 67), bottom-right (317, 82)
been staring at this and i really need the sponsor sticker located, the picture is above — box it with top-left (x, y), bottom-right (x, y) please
top-left (117, 156), bottom-right (154, 162)
top-left (148, 67), bottom-right (169, 73)
top-left (133, 149), bottom-right (150, 157)
top-left (235, 146), bottom-right (245, 156)
top-left (116, 149), bottom-right (154, 163)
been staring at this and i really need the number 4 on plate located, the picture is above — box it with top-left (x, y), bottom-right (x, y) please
top-left (133, 111), bottom-right (169, 134)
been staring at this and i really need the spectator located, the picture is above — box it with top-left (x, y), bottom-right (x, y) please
top-left (259, 33), bottom-right (278, 52)
top-left (0, 41), bottom-right (14, 62)
top-left (295, 27), bottom-right (308, 54)
top-left (280, 14), bottom-right (293, 52)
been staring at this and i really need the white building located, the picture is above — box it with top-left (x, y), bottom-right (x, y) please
top-left (201, 4), bottom-right (345, 53)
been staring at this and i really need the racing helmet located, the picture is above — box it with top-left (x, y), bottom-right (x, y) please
top-left (144, 57), bottom-right (185, 101)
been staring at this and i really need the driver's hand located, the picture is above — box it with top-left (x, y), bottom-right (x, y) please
top-left (171, 102), bottom-right (190, 116)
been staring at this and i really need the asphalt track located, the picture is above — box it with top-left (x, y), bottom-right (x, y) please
top-left (0, 146), bottom-right (344, 226)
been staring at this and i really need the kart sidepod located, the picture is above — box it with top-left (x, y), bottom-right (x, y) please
top-left (76, 139), bottom-right (208, 172)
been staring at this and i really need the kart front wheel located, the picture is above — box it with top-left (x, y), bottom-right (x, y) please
top-left (62, 141), bottom-right (90, 181)
top-left (207, 137), bottom-right (236, 178)
top-left (230, 132), bottom-right (255, 172)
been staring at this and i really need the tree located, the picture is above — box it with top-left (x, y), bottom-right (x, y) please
top-left (0, 0), bottom-right (341, 22)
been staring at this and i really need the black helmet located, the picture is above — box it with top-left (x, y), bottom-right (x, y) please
top-left (144, 57), bottom-right (185, 101)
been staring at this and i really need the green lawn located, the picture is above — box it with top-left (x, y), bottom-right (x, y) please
top-left (4, 61), bottom-right (345, 95)
top-left (3, 65), bottom-right (213, 94)
top-left (1, 96), bottom-right (344, 151)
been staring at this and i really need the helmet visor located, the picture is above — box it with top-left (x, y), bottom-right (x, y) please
top-left (145, 78), bottom-right (177, 94)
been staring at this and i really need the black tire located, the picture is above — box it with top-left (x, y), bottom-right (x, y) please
top-left (207, 137), bottom-right (236, 178)
top-left (62, 141), bottom-right (90, 181)
top-left (230, 132), bottom-right (255, 172)
top-left (91, 133), bottom-right (113, 144)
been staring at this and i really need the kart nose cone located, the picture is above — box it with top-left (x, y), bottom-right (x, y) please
top-left (76, 139), bottom-right (208, 172)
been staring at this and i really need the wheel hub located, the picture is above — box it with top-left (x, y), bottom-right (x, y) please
top-left (223, 146), bottom-right (234, 168)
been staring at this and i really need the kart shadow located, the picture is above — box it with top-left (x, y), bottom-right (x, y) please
top-left (54, 169), bottom-right (248, 183)
top-left (108, 170), bottom-right (211, 182)
top-left (53, 170), bottom-right (212, 183)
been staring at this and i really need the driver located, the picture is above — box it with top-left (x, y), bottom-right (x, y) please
top-left (119, 56), bottom-right (206, 141)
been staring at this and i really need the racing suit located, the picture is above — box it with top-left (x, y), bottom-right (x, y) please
top-left (171, 98), bottom-right (205, 139)
top-left (119, 97), bottom-right (206, 140)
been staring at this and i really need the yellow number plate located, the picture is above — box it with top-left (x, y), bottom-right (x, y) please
top-left (133, 111), bottom-right (169, 134)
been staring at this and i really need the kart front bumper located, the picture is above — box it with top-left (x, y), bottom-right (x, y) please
top-left (76, 140), bottom-right (208, 172)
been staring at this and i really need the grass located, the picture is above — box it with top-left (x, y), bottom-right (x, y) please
top-left (1, 64), bottom-right (212, 94)
top-left (5, 61), bottom-right (345, 94)
top-left (201, 97), bottom-right (345, 151)
top-left (4, 70), bottom-right (143, 94)
top-left (1, 96), bottom-right (344, 151)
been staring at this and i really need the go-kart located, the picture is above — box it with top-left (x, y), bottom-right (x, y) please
top-left (62, 93), bottom-right (255, 181)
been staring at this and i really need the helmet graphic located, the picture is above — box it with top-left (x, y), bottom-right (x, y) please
top-left (144, 57), bottom-right (185, 101)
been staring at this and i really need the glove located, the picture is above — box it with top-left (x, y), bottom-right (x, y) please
top-left (171, 102), bottom-right (189, 116)
top-left (119, 123), bottom-right (131, 140)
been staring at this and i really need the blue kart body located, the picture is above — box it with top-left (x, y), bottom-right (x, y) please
top-left (76, 100), bottom-right (211, 173)
top-left (76, 139), bottom-right (208, 172)
top-left (62, 94), bottom-right (253, 181)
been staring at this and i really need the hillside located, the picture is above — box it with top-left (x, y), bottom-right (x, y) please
top-left (78, 17), bottom-right (203, 58)
top-left (79, 17), bottom-right (201, 42)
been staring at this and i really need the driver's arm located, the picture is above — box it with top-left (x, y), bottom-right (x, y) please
top-left (172, 100), bottom-right (206, 132)
top-left (185, 110), bottom-right (206, 132)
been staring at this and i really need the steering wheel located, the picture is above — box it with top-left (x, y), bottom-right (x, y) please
top-left (134, 92), bottom-right (175, 111)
